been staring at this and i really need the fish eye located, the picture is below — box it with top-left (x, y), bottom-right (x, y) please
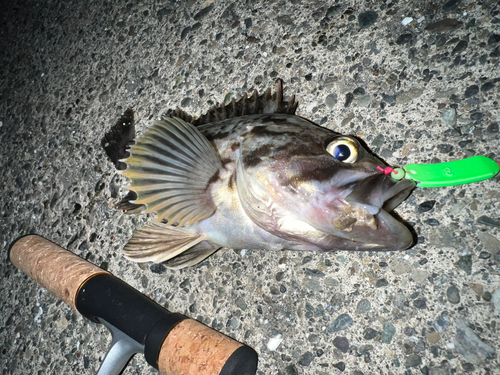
top-left (326, 137), bottom-right (359, 163)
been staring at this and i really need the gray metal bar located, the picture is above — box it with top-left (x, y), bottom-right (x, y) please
top-left (95, 318), bottom-right (145, 375)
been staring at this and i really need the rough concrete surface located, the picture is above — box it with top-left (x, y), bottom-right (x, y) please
top-left (1, 0), bottom-right (500, 374)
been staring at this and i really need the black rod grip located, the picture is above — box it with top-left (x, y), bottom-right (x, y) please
top-left (75, 273), bottom-right (185, 369)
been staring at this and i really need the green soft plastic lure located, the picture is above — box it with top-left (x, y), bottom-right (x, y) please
top-left (379, 156), bottom-right (500, 188)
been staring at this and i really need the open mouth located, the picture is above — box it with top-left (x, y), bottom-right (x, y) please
top-left (337, 178), bottom-right (415, 230)
top-left (334, 177), bottom-right (416, 250)
top-left (343, 178), bottom-right (415, 217)
top-left (381, 179), bottom-right (416, 212)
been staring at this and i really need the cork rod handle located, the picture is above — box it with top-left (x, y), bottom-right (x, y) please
top-left (158, 318), bottom-right (245, 375)
top-left (9, 235), bottom-right (107, 310)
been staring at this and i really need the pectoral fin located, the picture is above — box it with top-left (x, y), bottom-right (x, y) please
top-left (121, 117), bottom-right (223, 226)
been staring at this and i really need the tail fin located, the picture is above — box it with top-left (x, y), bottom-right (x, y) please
top-left (101, 109), bottom-right (136, 170)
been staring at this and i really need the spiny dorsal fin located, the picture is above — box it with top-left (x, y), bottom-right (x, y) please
top-left (120, 117), bottom-right (222, 227)
top-left (169, 78), bottom-right (299, 126)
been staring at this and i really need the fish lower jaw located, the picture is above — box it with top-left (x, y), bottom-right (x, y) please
top-left (333, 202), bottom-right (378, 232)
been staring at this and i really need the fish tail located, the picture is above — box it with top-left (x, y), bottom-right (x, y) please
top-left (101, 108), bottom-right (136, 170)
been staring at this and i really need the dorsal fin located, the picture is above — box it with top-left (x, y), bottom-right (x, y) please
top-left (120, 117), bottom-right (222, 227)
top-left (169, 78), bottom-right (299, 126)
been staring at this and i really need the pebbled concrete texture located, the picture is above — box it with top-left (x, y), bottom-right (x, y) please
top-left (1, 0), bottom-right (499, 374)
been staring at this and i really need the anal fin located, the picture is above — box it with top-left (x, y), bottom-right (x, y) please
top-left (163, 241), bottom-right (219, 269)
top-left (123, 222), bottom-right (206, 263)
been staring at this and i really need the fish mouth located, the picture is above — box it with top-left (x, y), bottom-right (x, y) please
top-left (337, 176), bottom-right (416, 250)
top-left (382, 179), bottom-right (417, 211)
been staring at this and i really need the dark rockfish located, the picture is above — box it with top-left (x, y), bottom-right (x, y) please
top-left (102, 80), bottom-right (415, 269)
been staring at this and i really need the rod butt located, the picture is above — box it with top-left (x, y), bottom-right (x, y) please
top-left (157, 318), bottom-right (257, 375)
top-left (219, 345), bottom-right (258, 375)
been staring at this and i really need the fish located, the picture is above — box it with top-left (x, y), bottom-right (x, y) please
top-left (102, 80), bottom-right (416, 269)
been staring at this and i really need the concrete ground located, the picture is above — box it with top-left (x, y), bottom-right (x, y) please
top-left (1, 0), bottom-right (499, 374)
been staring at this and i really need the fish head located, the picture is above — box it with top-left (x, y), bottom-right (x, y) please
top-left (237, 115), bottom-right (416, 251)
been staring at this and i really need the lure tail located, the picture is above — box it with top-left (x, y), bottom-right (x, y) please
top-left (380, 156), bottom-right (499, 188)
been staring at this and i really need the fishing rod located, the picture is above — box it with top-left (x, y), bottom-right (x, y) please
top-left (9, 235), bottom-right (258, 375)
